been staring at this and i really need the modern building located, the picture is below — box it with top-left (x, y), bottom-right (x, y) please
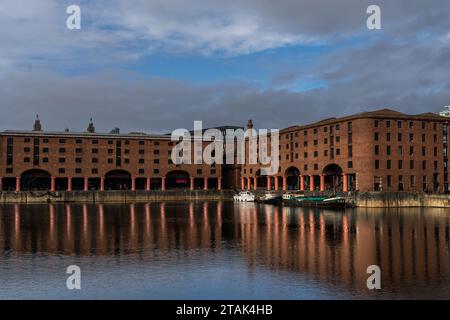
top-left (0, 116), bottom-right (223, 192)
top-left (241, 109), bottom-right (450, 193)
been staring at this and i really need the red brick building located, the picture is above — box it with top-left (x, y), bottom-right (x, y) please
top-left (0, 117), bottom-right (223, 192)
top-left (241, 109), bottom-right (450, 193)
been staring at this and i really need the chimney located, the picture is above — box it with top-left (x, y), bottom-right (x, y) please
top-left (33, 115), bottom-right (42, 131)
top-left (87, 118), bottom-right (95, 133)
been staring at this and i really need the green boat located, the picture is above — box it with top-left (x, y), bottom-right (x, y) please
top-left (282, 193), bottom-right (347, 208)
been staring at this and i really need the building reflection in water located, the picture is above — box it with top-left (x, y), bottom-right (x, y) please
top-left (0, 202), bottom-right (449, 292)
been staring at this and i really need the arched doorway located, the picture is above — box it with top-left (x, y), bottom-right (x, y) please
top-left (21, 169), bottom-right (51, 191)
top-left (323, 164), bottom-right (343, 192)
top-left (284, 167), bottom-right (300, 190)
top-left (166, 170), bottom-right (189, 189)
top-left (255, 170), bottom-right (267, 189)
top-left (105, 170), bottom-right (132, 190)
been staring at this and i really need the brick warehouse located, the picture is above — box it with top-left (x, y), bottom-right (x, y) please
top-left (241, 109), bottom-right (449, 193)
top-left (0, 108), bottom-right (449, 193)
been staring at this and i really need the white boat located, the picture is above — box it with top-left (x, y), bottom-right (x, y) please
top-left (257, 192), bottom-right (282, 204)
top-left (234, 191), bottom-right (255, 202)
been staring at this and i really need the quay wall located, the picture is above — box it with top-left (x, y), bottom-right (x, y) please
top-left (0, 190), bottom-right (234, 204)
top-left (1, 190), bottom-right (450, 208)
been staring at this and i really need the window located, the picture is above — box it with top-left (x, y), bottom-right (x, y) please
top-left (124, 149), bottom-right (130, 154)
top-left (59, 148), bottom-right (66, 153)
top-left (197, 169), bottom-right (202, 175)
top-left (76, 148), bottom-right (82, 153)
top-left (76, 158), bottom-right (82, 163)
top-left (139, 169), bottom-right (145, 174)
top-left (398, 146), bottom-right (403, 156)
top-left (375, 160), bottom-right (379, 169)
top-left (336, 136), bottom-right (340, 143)
top-left (387, 160), bottom-right (391, 170)
top-left (386, 120), bottom-right (391, 128)
top-left (336, 148), bottom-right (341, 155)
top-left (59, 139), bottom-right (66, 144)
top-left (409, 134), bottom-right (414, 142)
top-left (409, 160), bottom-right (414, 169)
top-left (124, 159), bottom-right (130, 164)
top-left (374, 120), bottom-right (379, 127)
top-left (375, 145), bottom-right (379, 155)
top-left (92, 140), bottom-right (98, 144)
top-left (422, 160), bottom-right (426, 170)
top-left (422, 134), bottom-right (426, 143)
top-left (348, 146), bottom-right (353, 157)
top-left (397, 121), bottom-right (402, 129)
top-left (76, 139), bottom-right (82, 144)
top-left (154, 141), bottom-right (160, 146)
top-left (124, 140), bottom-right (130, 145)
top-left (92, 168), bottom-right (98, 174)
top-left (409, 146), bottom-right (414, 156)
top-left (75, 168), bottom-right (82, 174)
top-left (139, 141), bottom-right (145, 145)
top-left (386, 132), bottom-right (391, 142)
top-left (336, 124), bottom-right (340, 130)
top-left (387, 175), bottom-right (392, 188)
top-left (304, 152), bottom-right (308, 158)
top-left (59, 168), bottom-right (65, 174)
top-left (153, 169), bottom-right (159, 174)
top-left (409, 121), bottom-right (414, 129)
top-left (422, 122), bottom-right (426, 129)
top-left (422, 146), bottom-right (426, 156)
top-left (304, 164), bottom-right (308, 171)
top-left (43, 138), bottom-right (49, 143)
top-left (398, 160), bottom-right (403, 170)
top-left (92, 148), bottom-right (98, 154)
top-left (324, 138), bottom-right (328, 144)
top-left (348, 161), bottom-right (353, 168)
top-left (313, 128), bottom-right (317, 134)
top-left (43, 157), bottom-right (48, 163)
top-left (139, 149), bottom-right (145, 154)
top-left (59, 158), bottom-right (65, 163)
top-left (387, 146), bottom-right (391, 155)
top-left (6, 168), bottom-right (13, 174)
top-left (108, 158), bottom-right (113, 164)
top-left (314, 140), bottom-right (318, 146)
top-left (139, 159), bottom-right (145, 164)
top-left (154, 150), bottom-right (160, 155)
top-left (313, 151), bottom-right (318, 157)
top-left (92, 158), bottom-right (98, 163)
top-left (153, 159), bottom-right (159, 164)
top-left (398, 133), bottom-right (402, 142)
top-left (108, 140), bottom-right (113, 145)
top-left (108, 149), bottom-right (113, 154)
top-left (24, 147), bottom-right (30, 152)
top-left (374, 132), bottom-right (379, 141)
top-left (24, 157), bottom-right (30, 163)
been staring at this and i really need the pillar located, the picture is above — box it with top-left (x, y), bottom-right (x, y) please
top-left (218, 177), bottom-right (222, 191)
top-left (247, 177), bottom-right (251, 190)
top-left (254, 177), bottom-right (257, 190)
top-left (310, 175), bottom-right (315, 191)
top-left (15, 177), bottom-right (21, 192)
top-left (241, 178), bottom-right (245, 190)
top-left (274, 176), bottom-right (279, 191)
top-left (146, 177), bottom-right (151, 191)
top-left (68, 177), bottom-right (72, 192)
top-left (320, 174), bottom-right (325, 192)
top-left (84, 177), bottom-right (89, 191)
top-left (343, 173), bottom-right (348, 192)
top-left (0, 177), bottom-right (3, 192)
top-left (100, 177), bottom-right (105, 191)
top-left (190, 177), bottom-right (194, 191)
top-left (131, 177), bottom-right (136, 191)
top-left (283, 176), bottom-right (287, 191)
top-left (300, 175), bottom-right (305, 191)
top-left (51, 176), bottom-right (55, 192)
top-left (161, 177), bottom-right (166, 191)
top-left (267, 176), bottom-right (271, 191)
top-left (204, 177), bottom-right (208, 190)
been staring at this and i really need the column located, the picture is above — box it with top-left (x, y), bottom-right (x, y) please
top-left (131, 177), bottom-right (136, 191)
top-left (51, 176), bottom-right (56, 192)
top-left (283, 176), bottom-right (287, 191)
top-left (310, 175), bottom-right (315, 191)
top-left (254, 177), bottom-right (257, 190)
top-left (84, 177), bottom-right (89, 191)
top-left (100, 177), bottom-right (105, 191)
top-left (274, 176), bottom-right (279, 191)
top-left (343, 173), bottom-right (348, 192)
top-left (146, 177), bottom-right (151, 191)
top-left (300, 175), bottom-right (305, 191)
top-left (320, 174), bottom-right (325, 192)
top-left (0, 177), bottom-right (3, 192)
top-left (267, 176), bottom-right (271, 191)
top-left (190, 177), bottom-right (194, 191)
top-left (15, 177), bottom-right (21, 192)
top-left (218, 177), bottom-right (222, 191)
top-left (204, 177), bottom-right (208, 190)
top-left (241, 177), bottom-right (245, 190)
top-left (247, 177), bottom-right (251, 190)
top-left (68, 177), bottom-right (72, 192)
top-left (161, 177), bottom-right (166, 191)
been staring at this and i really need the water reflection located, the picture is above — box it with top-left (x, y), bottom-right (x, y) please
top-left (0, 202), bottom-right (449, 298)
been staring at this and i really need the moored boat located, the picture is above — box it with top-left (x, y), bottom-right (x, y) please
top-left (257, 192), bottom-right (282, 204)
top-left (233, 191), bottom-right (256, 202)
top-left (283, 194), bottom-right (348, 208)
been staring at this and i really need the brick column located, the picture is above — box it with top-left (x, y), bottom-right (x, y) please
top-left (161, 177), bottom-right (166, 191)
top-left (310, 175), bottom-right (315, 191)
top-left (68, 177), bottom-right (72, 192)
top-left (241, 178), bottom-right (245, 190)
top-left (51, 176), bottom-right (56, 192)
top-left (190, 177), bottom-right (194, 191)
top-left (218, 177), bottom-right (222, 191)
top-left (343, 173), bottom-right (348, 192)
top-left (267, 176), bottom-right (271, 191)
top-left (247, 177), bottom-right (251, 190)
top-left (100, 177), bottom-right (105, 191)
top-left (84, 177), bottom-right (89, 191)
top-left (254, 177), bottom-right (257, 190)
top-left (283, 176), bottom-right (287, 191)
top-left (320, 174), bottom-right (325, 192)
top-left (0, 177), bottom-right (3, 192)
top-left (131, 177), bottom-right (136, 191)
top-left (15, 177), bottom-right (21, 192)
top-left (274, 176), bottom-right (279, 191)
top-left (146, 177), bottom-right (151, 191)
top-left (204, 177), bottom-right (208, 190)
top-left (300, 175), bottom-right (305, 191)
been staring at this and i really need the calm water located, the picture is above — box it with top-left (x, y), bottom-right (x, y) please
top-left (0, 202), bottom-right (449, 299)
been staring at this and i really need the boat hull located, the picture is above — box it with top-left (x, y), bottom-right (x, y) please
top-left (283, 198), bottom-right (348, 209)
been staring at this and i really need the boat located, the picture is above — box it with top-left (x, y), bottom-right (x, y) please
top-left (257, 192), bottom-right (282, 205)
top-left (282, 194), bottom-right (348, 208)
top-left (233, 191), bottom-right (256, 202)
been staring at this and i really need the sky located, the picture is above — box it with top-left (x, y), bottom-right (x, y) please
top-left (0, 0), bottom-right (450, 133)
